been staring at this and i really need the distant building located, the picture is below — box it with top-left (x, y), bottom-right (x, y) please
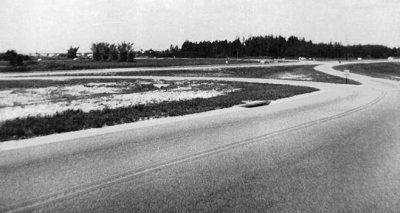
top-left (84, 53), bottom-right (93, 59)
top-left (76, 52), bottom-right (93, 59)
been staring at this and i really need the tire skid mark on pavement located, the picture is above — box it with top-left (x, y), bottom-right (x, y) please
top-left (4, 91), bottom-right (386, 213)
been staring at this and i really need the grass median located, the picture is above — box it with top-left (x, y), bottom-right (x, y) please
top-left (334, 62), bottom-right (400, 80)
top-left (0, 80), bottom-right (318, 142)
top-left (0, 58), bottom-right (259, 72)
top-left (57, 65), bottom-right (360, 85)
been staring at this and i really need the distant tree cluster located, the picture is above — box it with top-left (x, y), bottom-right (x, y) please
top-left (146, 35), bottom-right (398, 59)
top-left (0, 50), bottom-right (30, 66)
top-left (91, 42), bottom-right (135, 62)
top-left (67, 46), bottom-right (79, 59)
top-left (140, 45), bottom-right (179, 58)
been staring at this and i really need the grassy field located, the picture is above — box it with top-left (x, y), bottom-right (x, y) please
top-left (73, 65), bottom-right (359, 85)
top-left (0, 79), bottom-right (239, 121)
top-left (334, 62), bottom-right (400, 80)
top-left (0, 58), bottom-right (260, 72)
top-left (0, 78), bottom-right (158, 90)
top-left (0, 79), bottom-right (318, 141)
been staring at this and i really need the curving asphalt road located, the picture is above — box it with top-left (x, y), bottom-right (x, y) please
top-left (1, 61), bottom-right (400, 212)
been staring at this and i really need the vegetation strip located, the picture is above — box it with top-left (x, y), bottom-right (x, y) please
top-left (334, 62), bottom-right (400, 80)
top-left (0, 79), bottom-right (238, 122)
top-left (0, 58), bottom-right (258, 72)
top-left (62, 65), bottom-right (359, 85)
top-left (0, 81), bottom-right (317, 141)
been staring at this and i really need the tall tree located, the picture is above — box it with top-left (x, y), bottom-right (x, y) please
top-left (117, 42), bottom-right (134, 62)
top-left (67, 46), bottom-right (79, 59)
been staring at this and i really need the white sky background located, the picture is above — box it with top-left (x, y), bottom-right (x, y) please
top-left (1, 0), bottom-right (399, 53)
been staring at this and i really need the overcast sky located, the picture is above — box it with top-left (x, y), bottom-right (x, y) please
top-left (1, 0), bottom-right (399, 53)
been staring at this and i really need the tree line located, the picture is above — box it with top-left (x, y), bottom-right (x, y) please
top-left (1, 35), bottom-right (398, 67)
top-left (145, 35), bottom-right (399, 59)
top-left (90, 42), bottom-right (135, 62)
top-left (0, 50), bottom-right (31, 66)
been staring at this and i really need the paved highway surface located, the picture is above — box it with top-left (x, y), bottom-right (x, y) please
top-left (1, 61), bottom-right (400, 212)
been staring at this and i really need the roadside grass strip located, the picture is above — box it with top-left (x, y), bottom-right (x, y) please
top-left (334, 62), bottom-right (400, 80)
top-left (54, 65), bottom-right (360, 85)
top-left (0, 58), bottom-right (259, 72)
top-left (0, 79), bottom-right (317, 141)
